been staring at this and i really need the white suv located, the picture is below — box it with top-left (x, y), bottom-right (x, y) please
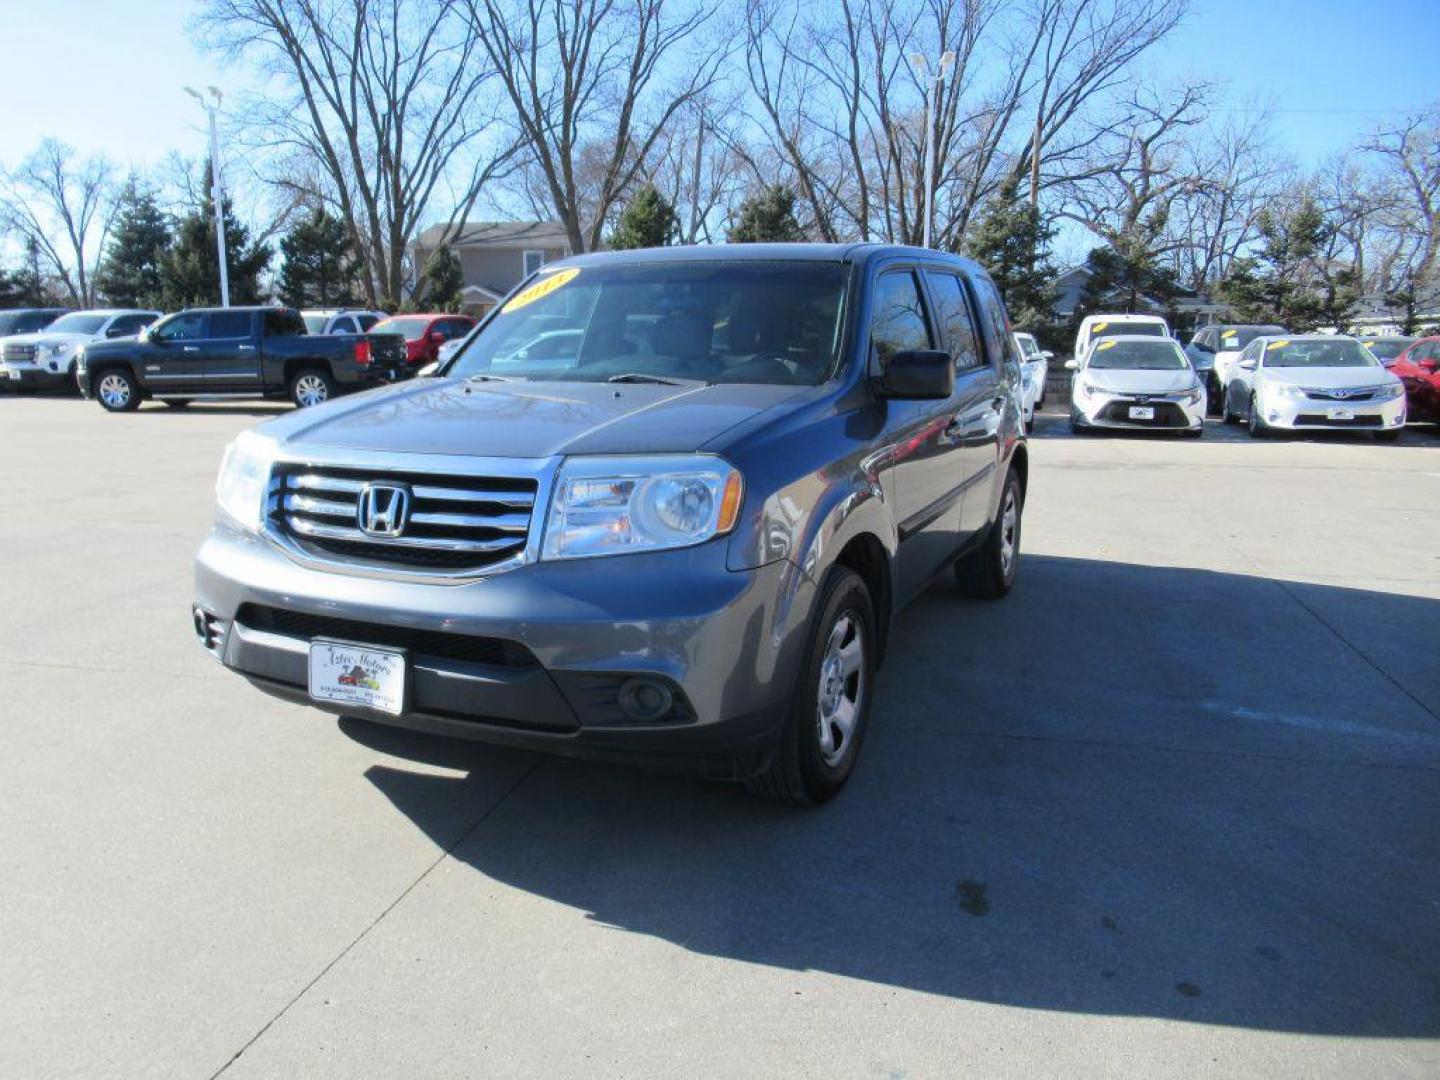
top-left (300, 309), bottom-right (387, 335)
top-left (1072, 313), bottom-right (1171, 365)
top-left (0, 309), bottom-right (159, 392)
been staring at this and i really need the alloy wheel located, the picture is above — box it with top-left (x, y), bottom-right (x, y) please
top-left (97, 373), bottom-right (130, 409)
top-left (295, 374), bottom-right (329, 407)
top-left (999, 486), bottom-right (1019, 579)
top-left (816, 610), bottom-right (865, 767)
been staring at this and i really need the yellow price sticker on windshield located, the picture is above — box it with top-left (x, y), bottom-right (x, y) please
top-left (1266, 339), bottom-right (1290, 350)
top-left (1092, 322), bottom-right (1108, 333)
top-left (1096, 340), bottom-right (1117, 350)
top-left (1222, 330), bottom-right (1238, 339)
top-left (503, 267), bottom-right (580, 313)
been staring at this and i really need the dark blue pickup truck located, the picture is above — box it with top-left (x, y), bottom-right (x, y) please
top-left (79, 306), bottom-right (409, 411)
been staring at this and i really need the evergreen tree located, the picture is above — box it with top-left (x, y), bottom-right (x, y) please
top-left (0, 264), bottom-right (22, 307)
top-left (418, 244), bottom-right (464, 311)
top-left (278, 207), bottom-right (362, 307)
top-left (965, 177), bottom-right (1056, 329)
top-left (608, 184), bottom-right (678, 250)
top-left (728, 185), bottom-right (804, 243)
top-left (1216, 198), bottom-right (1355, 331)
top-left (95, 180), bottom-right (173, 308)
top-left (161, 164), bottom-right (271, 308)
top-left (1072, 234), bottom-right (1179, 329)
top-left (15, 237), bottom-right (53, 306)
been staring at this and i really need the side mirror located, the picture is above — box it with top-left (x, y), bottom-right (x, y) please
top-left (1239, 359), bottom-right (1257, 372)
top-left (876, 350), bottom-right (954, 400)
top-left (1064, 358), bottom-right (1079, 371)
top-left (1038, 350), bottom-right (1053, 360)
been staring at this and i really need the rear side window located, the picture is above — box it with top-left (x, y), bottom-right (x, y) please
top-left (356, 314), bottom-right (380, 331)
top-left (263, 309), bottom-right (308, 337)
top-left (333, 316), bottom-right (358, 334)
top-left (870, 271), bottom-right (932, 363)
top-left (967, 274), bottom-right (1017, 369)
top-left (208, 311), bottom-right (252, 339)
top-left (922, 271), bottom-right (983, 372)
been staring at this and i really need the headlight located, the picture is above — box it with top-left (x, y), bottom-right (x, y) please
top-left (1375, 382), bottom-right (1405, 400)
top-left (1079, 380), bottom-right (1103, 398)
top-left (1181, 387), bottom-right (1203, 406)
top-left (215, 431), bottom-right (276, 531)
top-left (541, 455), bottom-right (743, 561)
top-left (1271, 383), bottom-right (1307, 399)
top-left (46, 343), bottom-right (68, 357)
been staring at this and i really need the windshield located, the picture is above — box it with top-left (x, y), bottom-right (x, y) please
top-left (301, 314), bottom-right (329, 334)
top-left (1217, 326), bottom-right (1284, 351)
top-left (1364, 339), bottom-right (1411, 361)
top-left (1262, 339), bottom-right (1378, 368)
top-left (45, 313), bottom-right (108, 335)
top-left (0, 311), bottom-right (62, 335)
top-left (1088, 339), bottom-right (1189, 370)
top-left (1092, 321), bottom-right (1165, 342)
top-left (448, 261), bottom-right (849, 385)
top-left (371, 316), bottom-right (435, 341)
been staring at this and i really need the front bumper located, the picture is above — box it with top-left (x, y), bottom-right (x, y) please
top-left (1254, 390), bottom-right (1406, 431)
top-left (193, 523), bottom-right (816, 777)
top-left (1073, 389), bottom-right (1206, 431)
top-left (0, 357), bottom-right (76, 390)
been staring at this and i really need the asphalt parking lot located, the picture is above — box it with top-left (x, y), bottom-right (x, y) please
top-left (3, 395), bottom-right (1438, 1079)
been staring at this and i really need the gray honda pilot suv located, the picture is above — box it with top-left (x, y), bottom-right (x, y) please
top-left (193, 245), bottom-right (1028, 804)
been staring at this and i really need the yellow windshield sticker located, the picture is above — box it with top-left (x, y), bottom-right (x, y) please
top-left (503, 267), bottom-right (580, 313)
top-left (1266, 339), bottom-right (1290, 351)
top-left (1092, 322), bottom-right (1108, 333)
top-left (1096, 340), bottom-right (1117, 351)
top-left (1222, 330), bottom-right (1238, 339)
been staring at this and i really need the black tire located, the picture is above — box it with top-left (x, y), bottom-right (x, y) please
top-left (1221, 387), bottom-right (1240, 424)
top-left (1247, 394), bottom-right (1268, 439)
top-left (93, 368), bottom-right (140, 412)
top-left (1069, 410), bottom-right (1087, 435)
top-left (746, 567), bottom-right (876, 806)
top-left (956, 467), bottom-right (1023, 600)
top-left (162, 399), bottom-right (192, 409)
top-left (1025, 414), bottom-right (1036, 434)
top-left (1374, 429), bottom-right (1402, 443)
top-left (1182, 425), bottom-right (1203, 439)
top-left (289, 367), bottom-right (334, 408)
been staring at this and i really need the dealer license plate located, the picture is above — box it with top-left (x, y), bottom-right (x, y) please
top-left (308, 640), bottom-right (406, 715)
top-left (1327, 407), bottom-right (1355, 421)
top-left (1128, 405), bottom-right (1154, 420)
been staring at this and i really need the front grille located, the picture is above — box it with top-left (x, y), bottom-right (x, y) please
top-left (271, 464), bottom-right (537, 573)
top-left (2, 344), bottom-right (37, 363)
top-left (1294, 413), bottom-right (1383, 428)
top-left (1098, 400), bottom-right (1189, 428)
top-left (235, 604), bottom-right (537, 668)
top-left (1303, 387), bottom-right (1378, 402)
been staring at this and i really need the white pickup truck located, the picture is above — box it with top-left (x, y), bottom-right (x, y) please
top-left (0, 309), bottom-right (159, 392)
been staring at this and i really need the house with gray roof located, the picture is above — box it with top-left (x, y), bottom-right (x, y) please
top-left (411, 221), bottom-right (572, 317)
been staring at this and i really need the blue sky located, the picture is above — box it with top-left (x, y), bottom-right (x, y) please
top-left (1, 0), bottom-right (1436, 184)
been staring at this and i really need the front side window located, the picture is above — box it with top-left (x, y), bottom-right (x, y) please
top-left (870, 271), bottom-right (933, 364)
top-left (449, 261), bottom-right (849, 386)
top-left (108, 314), bottom-right (155, 337)
top-left (208, 311), bottom-right (252, 339)
top-left (923, 270), bottom-right (982, 371)
top-left (1087, 339), bottom-right (1189, 370)
top-left (152, 312), bottom-right (207, 341)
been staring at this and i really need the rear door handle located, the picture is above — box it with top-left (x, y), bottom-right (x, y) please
top-left (237, 345), bottom-right (255, 351)
top-left (182, 346), bottom-right (199, 353)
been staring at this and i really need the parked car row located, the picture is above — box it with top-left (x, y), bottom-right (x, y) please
top-left (0, 305), bottom-right (478, 410)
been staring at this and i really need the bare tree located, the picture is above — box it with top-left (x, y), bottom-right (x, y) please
top-left (197, 0), bottom-right (516, 307)
top-left (0, 140), bottom-right (118, 306)
top-left (1360, 103), bottom-right (1440, 319)
top-left (464, 0), bottom-right (723, 254)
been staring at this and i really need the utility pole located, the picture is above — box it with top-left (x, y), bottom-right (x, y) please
top-left (911, 51), bottom-right (955, 249)
top-left (184, 85), bottom-right (230, 307)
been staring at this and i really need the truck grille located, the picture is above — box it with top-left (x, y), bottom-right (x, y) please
top-left (2, 344), bottom-right (37, 363)
top-left (271, 464), bottom-right (538, 573)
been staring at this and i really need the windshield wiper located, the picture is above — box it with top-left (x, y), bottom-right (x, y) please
top-left (605, 372), bottom-right (703, 386)
top-left (467, 373), bottom-right (518, 383)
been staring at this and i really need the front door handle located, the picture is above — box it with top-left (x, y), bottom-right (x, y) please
top-left (182, 346), bottom-right (199, 353)
top-left (238, 345), bottom-right (255, 352)
top-left (939, 417), bottom-right (965, 445)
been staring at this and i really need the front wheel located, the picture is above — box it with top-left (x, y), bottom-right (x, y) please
top-left (1247, 394), bottom-right (1269, 439)
top-left (94, 369), bottom-right (140, 412)
top-left (289, 367), bottom-right (334, 408)
top-left (956, 467), bottom-right (1023, 600)
top-left (746, 567), bottom-right (875, 806)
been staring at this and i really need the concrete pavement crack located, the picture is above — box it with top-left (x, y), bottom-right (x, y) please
top-left (205, 755), bottom-right (546, 1080)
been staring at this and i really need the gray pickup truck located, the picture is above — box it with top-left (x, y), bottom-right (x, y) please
top-left (79, 306), bottom-right (409, 410)
top-left (193, 245), bottom-right (1028, 804)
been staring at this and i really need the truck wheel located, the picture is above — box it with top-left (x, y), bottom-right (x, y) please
top-left (94, 369), bottom-right (140, 412)
top-left (290, 368), bottom-right (333, 408)
top-left (746, 566), bottom-right (875, 806)
top-left (955, 468), bottom-right (1022, 600)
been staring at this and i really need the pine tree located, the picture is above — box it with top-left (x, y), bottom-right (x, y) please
top-left (1217, 198), bottom-right (1352, 331)
top-left (965, 178), bottom-right (1056, 329)
top-left (728, 185), bottom-right (803, 243)
top-left (418, 245), bottom-right (464, 311)
top-left (15, 237), bottom-right (53, 306)
top-left (161, 165), bottom-right (271, 308)
top-left (95, 180), bottom-right (173, 308)
top-left (1072, 234), bottom-right (1179, 330)
top-left (608, 184), bottom-right (678, 250)
top-left (278, 207), bottom-right (361, 307)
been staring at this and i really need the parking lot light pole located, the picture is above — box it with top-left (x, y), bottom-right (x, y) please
top-left (911, 51), bottom-right (955, 249)
top-left (184, 85), bottom-right (229, 308)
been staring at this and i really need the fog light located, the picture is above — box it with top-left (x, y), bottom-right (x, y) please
top-left (618, 678), bottom-right (674, 722)
top-left (192, 605), bottom-right (208, 640)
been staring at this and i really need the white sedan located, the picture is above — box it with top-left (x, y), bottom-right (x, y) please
top-left (1067, 335), bottom-right (1206, 437)
top-left (1221, 334), bottom-right (1407, 441)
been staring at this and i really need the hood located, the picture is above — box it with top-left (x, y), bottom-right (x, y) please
top-left (257, 377), bottom-right (810, 459)
top-left (18, 331), bottom-right (90, 349)
top-left (1084, 368), bottom-right (1199, 395)
top-left (1260, 366), bottom-right (1396, 389)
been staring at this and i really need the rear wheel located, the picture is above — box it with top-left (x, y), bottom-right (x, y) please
top-left (746, 567), bottom-right (875, 806)
top-left (94, 369), bottom-right (140, 412)
top-left (955, 468), bottom-right (1023, 600)
top-left (289, 367), bottom-right (334, 408)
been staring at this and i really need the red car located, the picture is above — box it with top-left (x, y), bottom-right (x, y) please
top-left (1390, 335), bottom-right (1440, 422)
top-left (369, 313), bottom-right (476, 365)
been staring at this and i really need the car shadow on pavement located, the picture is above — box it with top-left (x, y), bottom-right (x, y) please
top-left (1029, 408), bottom-right (1440, 445)
top-left (340, 555), bottom-right (1440, 1038)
